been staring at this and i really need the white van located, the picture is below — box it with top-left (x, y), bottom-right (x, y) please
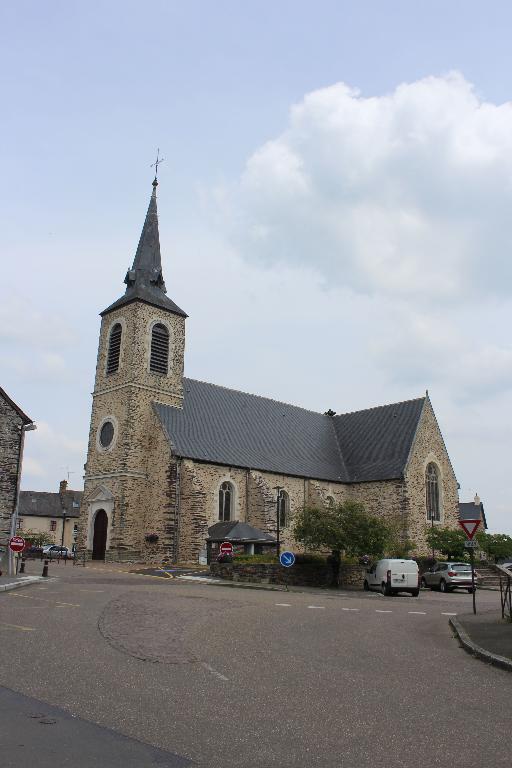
top-left (363, 559), bottom-right (419, 597)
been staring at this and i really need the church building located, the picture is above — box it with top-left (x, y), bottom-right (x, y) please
top-left (78, 178), bottom-right (460, 563)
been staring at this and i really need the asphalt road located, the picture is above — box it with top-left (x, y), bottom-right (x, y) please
top-left (0, 562), bottom-right (509, 768)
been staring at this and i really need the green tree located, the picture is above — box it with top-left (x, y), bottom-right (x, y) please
top-left (293, 502), bottom-right (391, 560)
top-left (476, 532), bottom-right (512, 563)
top-left (21, 530), bottom-right (55, 548)
top-left (425, 526), bottom-right (467, 560)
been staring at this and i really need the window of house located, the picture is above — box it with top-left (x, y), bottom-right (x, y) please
top-left (326, 496), bottom-right (335, 509)
top-left (73, 523), bottom-right (78, 539)
top-left (106, 323), bottom-right (122, 375)
top-left (50, 520), bottom-right (57, 532)
top-left (218, 481), bottom-right (233, 522)
top-left (426, 463), bottom-right (441, 521)
top-left (17, 518), bottom-right (23, 530)
top-left (278, 490), bottom-right (289, 528)
top-left (150, 323), bottom-right (169, 374)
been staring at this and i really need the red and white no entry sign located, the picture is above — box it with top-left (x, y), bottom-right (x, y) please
top-left (219, 541), bottom-right (233, 555)
top-left (9, 536), bottom-right (26, 553)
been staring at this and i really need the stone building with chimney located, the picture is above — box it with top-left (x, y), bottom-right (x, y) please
top-left (0, 387), bottom-right (34, 572)
top-left (77, 177), bottom-right (460, 563)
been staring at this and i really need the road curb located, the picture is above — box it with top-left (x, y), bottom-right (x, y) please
top-left (449, 617), bottom-right (512, 672)
top-left (177, 576), bottom-right (288, 592)
top-left (0, 576), bottom-right (45, 593)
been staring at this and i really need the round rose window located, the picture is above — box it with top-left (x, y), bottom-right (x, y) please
top-left (99, 421), bottom-right (114, 448)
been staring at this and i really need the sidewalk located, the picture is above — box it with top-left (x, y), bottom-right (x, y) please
top-left (450, 610), bottom-right (512, 672)
top-left (0, 573), bottom-right (44, 592)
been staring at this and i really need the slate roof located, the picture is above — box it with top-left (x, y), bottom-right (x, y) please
top-left (459, 501), bottom-right (488, 530)
top-left (102, 180), bottom-right (187, 318)
top-left (207, 522), bottom-right (276, 543)
top-left (154, 378), bottom-right (426, 484)
top-left (19, 490), bottom-right (82, 519)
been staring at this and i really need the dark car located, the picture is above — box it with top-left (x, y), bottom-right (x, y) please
top-left (24, 546), bottom-right (43, 558)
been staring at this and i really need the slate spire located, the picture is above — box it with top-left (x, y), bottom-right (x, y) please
top-left (124, 178), bottom-right (166, 295)
top-left (101, 178), bottom-right (187, 317)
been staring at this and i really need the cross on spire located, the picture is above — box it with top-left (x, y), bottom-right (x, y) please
top-left (151, 148), bottom-right (165, 180)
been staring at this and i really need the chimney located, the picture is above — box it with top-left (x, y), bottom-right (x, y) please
top-left (59, 479), bottom-right (68, 495)
top-left (474, 493), bottom-right (481, 507)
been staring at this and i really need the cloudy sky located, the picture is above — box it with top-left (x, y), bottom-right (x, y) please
top-left (2, 1), bottom-right (512, 533)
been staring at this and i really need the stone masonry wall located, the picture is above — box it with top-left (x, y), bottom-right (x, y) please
top-left (0, 395), bottom-right (23, 551)
top-left (404, 398), bottom-right (459, 554)
top-left (210, 562), bottom-right (366, 588)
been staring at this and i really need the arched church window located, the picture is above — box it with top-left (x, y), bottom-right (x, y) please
top-left (218, 481), bottom-right (233, 522)
top-left (106, 323), bottom-right (122, 375)
top-left (326, 496), bottom-right (335, 510)
top-left (426, 463), bottom-right (441, 521)
top-left (150, 323), bottom-right (170, 375)
top-left (278, 490), bottom-right (289, 528)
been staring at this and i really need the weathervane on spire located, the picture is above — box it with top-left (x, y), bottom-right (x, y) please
top-left (151, 148), bottom-right (165, 181)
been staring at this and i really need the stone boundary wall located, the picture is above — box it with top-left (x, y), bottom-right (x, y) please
top-left (210, 562), bottom-right (366, 589)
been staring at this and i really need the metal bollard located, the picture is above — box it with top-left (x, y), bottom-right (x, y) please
top-left (42, 560), bottom-right (49, 577)
top-left (19, 558), bottom-right (25, 574)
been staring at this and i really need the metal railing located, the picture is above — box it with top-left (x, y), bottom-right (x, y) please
top-left (497, 564), bottom-right (512, 620)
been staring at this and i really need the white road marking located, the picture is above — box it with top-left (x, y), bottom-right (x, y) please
top-left (441, 612), bottom-right (457, 616)
top-left (275, 603), bottom-right (291, 607)
top-left (375, 610), bottom-right (393, 613)
top-left (201, 663), bottom-right (229, 681)
top-left (408, 611), bottom-right (426, 615)
top-left (79, 589), bottom-right (105, 593)
top-left (0, 622), bottom-right (35, 632)
top-left (307, 605), bottom-right (325, 609)
top-left (341, 607), bottom-right (359, 611)
top-left (8, 593), bottom-right (80, 607)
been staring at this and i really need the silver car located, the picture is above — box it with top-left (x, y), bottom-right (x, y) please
top-left (421, 562), bottom-right (477, 593)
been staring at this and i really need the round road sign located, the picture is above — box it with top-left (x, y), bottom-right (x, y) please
top-left (280, 551), bottom-right (295, 567)
top-left (219, 541), bottom-right (233, 555)
top-left (9, 536), bottom-right (26, 553)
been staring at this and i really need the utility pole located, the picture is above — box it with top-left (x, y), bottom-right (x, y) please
top-left (9, 422), bottom-right (37, 576)
top-left (274, 486), bottom-right (282, 558)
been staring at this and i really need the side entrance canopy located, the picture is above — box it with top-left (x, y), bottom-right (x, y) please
top-left (206, 522), bottom-right (276, 562)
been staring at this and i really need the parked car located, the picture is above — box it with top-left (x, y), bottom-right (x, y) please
top-left (24, 545), bottom-right (43, 558)
top-left (43, 545), bottom-right (74, 559)
top-left (364, 558), bottom-right (420, 596)
top-left (421, 562), bottom-right (478, 593)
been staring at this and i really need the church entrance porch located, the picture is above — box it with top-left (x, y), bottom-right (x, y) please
top-left (92, 509), bottom-right (108, 560)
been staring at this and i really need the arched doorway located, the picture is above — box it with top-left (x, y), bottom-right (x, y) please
top-left (92, 509), bottom-right (108, 560)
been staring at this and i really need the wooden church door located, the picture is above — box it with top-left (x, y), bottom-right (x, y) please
top-left (92, 509), bottom-right (108, 560)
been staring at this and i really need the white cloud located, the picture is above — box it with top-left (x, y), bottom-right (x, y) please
top-left (226, 72), bottom-right (512, 303)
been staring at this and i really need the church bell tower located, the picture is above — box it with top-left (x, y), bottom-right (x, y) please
top-left (79, 175), bottom-right (187, 561)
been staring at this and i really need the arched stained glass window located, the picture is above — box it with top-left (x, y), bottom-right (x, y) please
top-left (106, 323), bottom-right (122, 375)
top-left (150, 323), bottom-right (169, 374)
top-left (426, 463), bottom-right (440, 521)
top-left (219, 481), bottom-right (233, 522)
top-left (278, 490), bottom-right (289, 528)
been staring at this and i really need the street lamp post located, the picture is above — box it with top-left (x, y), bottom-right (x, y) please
top-left (274, 486), bottom-right (282, 558)
top-left (61, 512), bottom-right (67, 548)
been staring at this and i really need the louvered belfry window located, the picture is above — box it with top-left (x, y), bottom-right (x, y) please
top-left (150, 323), bottom-right (170, 374)
top-left (106, 323), bottom-right (122, 374)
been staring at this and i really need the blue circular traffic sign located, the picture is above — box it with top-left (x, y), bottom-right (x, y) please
top-left (280, 551), bottom-right (295, 567)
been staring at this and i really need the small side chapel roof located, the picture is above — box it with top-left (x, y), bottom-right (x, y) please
top-left (154, 378), bottom-right (426, 484)
top-left (207, 521), bottom-right (276, 543)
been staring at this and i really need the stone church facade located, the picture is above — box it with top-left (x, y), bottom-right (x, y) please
top-left (77, 179), bottom-right (459, 564)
